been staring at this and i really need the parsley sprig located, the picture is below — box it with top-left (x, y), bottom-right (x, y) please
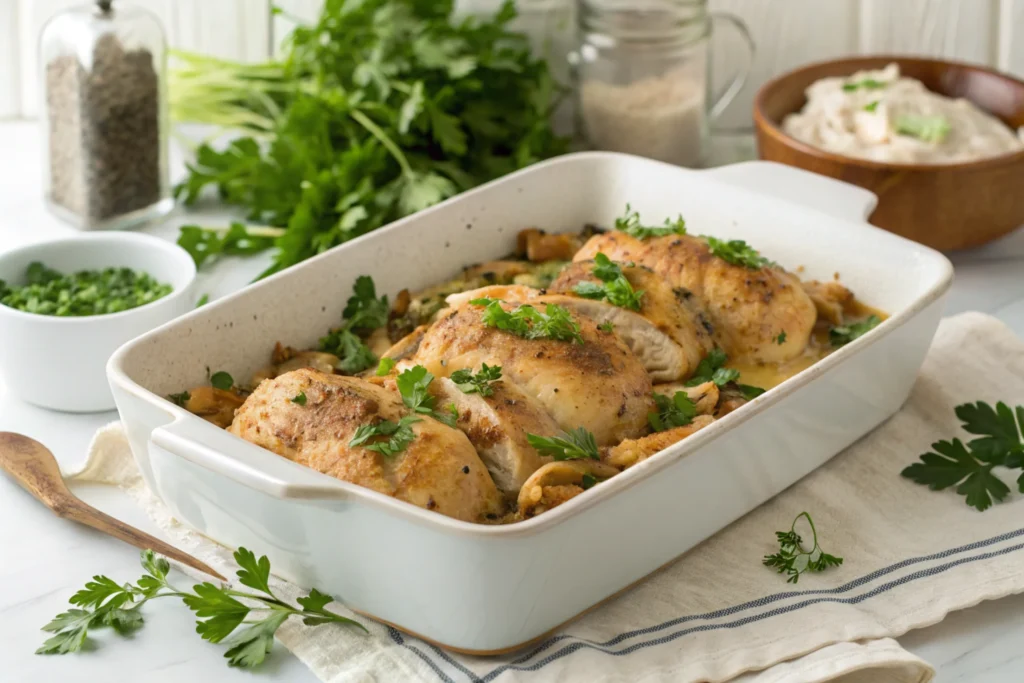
top-left (471, 298), bottom-right (584, 344)
top-left (649, 391), bottom-right (697, 432)
top-left (902, 401), bottom-right (1024, 511)
top-left (763, 512), bottom-right (844, 584)
top-left (37, 548), bottom-right (365, 668)
top-left (319, 276), bottom-right (389, 374)
top-left (686, 349), bottom-right (766, 399)
top-left (450, 364), bottom-right (503, 397)
top-left (829, 315), bottom-right (881, 347)
top-left (396, 365), bottom-right (457, 426)
top-left (349, 415), bottom-right (422, 456)
top-left (527, 428), bottom-right (600, 461)
top-left (705, 237), bottom-right (774, 270)
top-left (614, 204), bottom-right (687, 240)
top-left (573, 253), bottom-right (645, 311)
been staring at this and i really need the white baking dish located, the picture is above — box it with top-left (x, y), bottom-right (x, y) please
top-left (107, 153), bottom-right (952, 654)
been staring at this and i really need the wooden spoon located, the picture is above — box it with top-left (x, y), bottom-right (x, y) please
top-left (0, 431), bottom-right (226, 581)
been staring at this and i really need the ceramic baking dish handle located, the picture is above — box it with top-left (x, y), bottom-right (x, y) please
top-left (704, 161), bottom-right (878, 222)
top-left (150, 418), bottom-right (351, 500)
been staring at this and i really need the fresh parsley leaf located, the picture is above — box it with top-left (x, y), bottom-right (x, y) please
top-left (69, 576), bottom-right (128, 609)
top-left (291, 392), bottom-right (307, 406)
top-left (598, 321), bottom-right (615, 333)
top-left (614, 204), bottom-right (687, 240)
top-left (320, 328), bottom-right (378, 374)
top-left (471, 299), bottom-right (584, 344)
top-left (686, 348), bottom-right (731, 387)
top-left (222, 612), bottom-right (289, 668)
top-left (168, 391), bottom-right (191, 407)
top-left (895, 114), bottom-right (951, 143)
top-left (196, 293), bottom-right (210, 308)
top-left (763, 512), bottom-right (843, 583)
top-left (705, 237), bottom-right (774, 270)
top-left (573, 253), bottom-right (645, 311)
top-left (184, 583), bottom-right (251, 643)
top-left (776, 331), bottom-right (787, 345)
top-left (233, 548), bottom-right (274, 597)
top-left (842, 78), bottom-right (887, 92)
top-left (210, 371), bottom-right (234, 391)
top-left (446, 402), bottom-right (459, 423)
top-left (376, 357), bottom-right (396, 376)
top-left (580, 473), bottom-right (599, 490)
top-left (343, 275), bottom-right (389, 331)
top-left (349, 416), bottom-right (422, 457)
top-left (450, 364), bottom-right (503, 397)
top-left (573, 281), bottom-right (606, 299)
top-left (318, 275), bottom-right (388, 374)
top-left (178, 223), bottom-right (282, 269)
top-left (296, 588), bottom-right (366, 630)
top-left (649, 392), bottom-right (697, 432)
top-left (739, 384), bottom-right (767, 400)
top-left (396, 365), bottom-right (436, 414)
top-left (863, 100), bottom-right (880, 113)
top-left (527, 428), bottom-right (600, 461)
top-left (829, 315), bottom-right (881, 347)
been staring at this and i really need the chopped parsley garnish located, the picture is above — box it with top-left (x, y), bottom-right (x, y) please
top-left (895, 114), bottom-right (951, 143)
top-left (842, 78), bottom-right (886, 92)
top-left (195, 294), bottom-right (210, 308)
top-left (527, 428), bottom-right (600, 461)
top-left (168, 391), bottom-right (191, 407)
top-left (686, 348), bottom-right (765, 398)
top-left (470, 298), bottom-right (584, 344)
top-left (319, 276), bottom-right (389, 374)
top-left (614, 204), bottom-right (687, 240)
top-left (0, 262), bottom-right (173, 317)
top-left (739, 385), bottom-right (767, 400)
top-left (573, 253), bottom-right (645, 311)
top-left (291, 392), bottom-right (307, 406)
top-left (580, 473), bottom-right (599, 490)
top-left (376, 358), bottom-right (396, 376)
top-left (598, 321), bottom-right (615, 333)
top-left (210, 372), bottom-right (234, 391)
top-left (829, 315), bottom-right (881, 347)
top-left (705, 237), bottom-right (774, 270)
top-left (901, 401), bottom-right (1024, 511)
top-left (763, 512), bottom-right (843, 583)
top-left (396, 365), bottom-right (456, 427)
top-left (446, 402), bottom-right (459, 422)
top-left (776, 331), bottom-right (787, 345)
top-left (450, 364), bottom-right (502, 397)
top-left (863, 100), bottom-right (880, 113)
top-left (648, 391), bottom-right (697, 432)
top-left (349, 416), bottom-right (422, 457)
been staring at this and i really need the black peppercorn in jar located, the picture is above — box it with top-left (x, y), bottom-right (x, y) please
top-left (39, 0), bottom-right (172, 231)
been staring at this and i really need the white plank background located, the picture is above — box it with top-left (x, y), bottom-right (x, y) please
top-left (5, 0), bottom-right (1024, 124)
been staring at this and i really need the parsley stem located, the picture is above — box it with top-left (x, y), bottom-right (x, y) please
top-left (791, 511), bottom-right (818, 550)
top-left (349, 109), bottom-right (413, 177)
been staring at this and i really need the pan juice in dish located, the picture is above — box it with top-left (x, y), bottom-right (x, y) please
top-left (172, 208), bottom-right (884, 525)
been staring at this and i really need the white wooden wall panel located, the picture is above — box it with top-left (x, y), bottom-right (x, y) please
top-left (709, 0), bottom-right (859, 130)
top-left (0, 0), bottom-right (20, 118)
top-left (17, 0), bottom-right (269, 117)
top-left (998, 0), bottom-right (1024, 77)
top-left (860, 0), bottom-right (998, 64)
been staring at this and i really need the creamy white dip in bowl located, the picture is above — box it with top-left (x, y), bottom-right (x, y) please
top-left (754, 56), bottom-right (1024, 251)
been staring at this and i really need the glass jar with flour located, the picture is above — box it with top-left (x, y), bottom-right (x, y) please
top-left (573, 0), bottom-right (754, 167)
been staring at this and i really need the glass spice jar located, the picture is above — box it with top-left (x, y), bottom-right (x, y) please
top-left (39, 0), bottom-right (172, 231)
top-left (572, 0), bottom-right (755, 167)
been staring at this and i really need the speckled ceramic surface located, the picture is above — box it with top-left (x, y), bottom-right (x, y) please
top-left (106, 153), bottom-right (953, 652)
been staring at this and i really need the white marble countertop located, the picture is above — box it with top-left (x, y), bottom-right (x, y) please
top-left (1, 121), bottom-right (1024, 682)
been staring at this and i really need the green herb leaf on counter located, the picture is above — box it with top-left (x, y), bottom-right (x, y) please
top-left (829, 315), bottom-right (881, 347)
top-left (450, 364), bottom-right (503, 397)
top-left (210, 371), bottom-right (234, 391)
top-left (350, 416), bottom-right (423, 457)
top-left (527, 427), bottom-right (600, 461)
top-left (574, 253), bottom-right (645, 311)
top-left (763, 512), bottom-right (844, 583)
top-left (38, 548), bottom-right (366, 666)
top-left (291, 392), bottom-right (307, 406)
top-left (168, 391), bottom-right (191, 407)
top-left (901, 401), bottom-right (1024, 511)
top-left (376, 357), bottom-right (397, 376)
top-left (318, 276), bottom-right (389, 374)
top-left (0, 262), bottom-right (173, 317)
top-left (895, 114), bottom-right (951, 143)
top-left (170, 0), bottom-right (568, 278)
top-left (863, 100), bottom-right (880, 113)
top-left (614, 204), bottom-right (688, 240)
top-left (842, 78), bottom-right (886, 92)
top-left (705, 237), bottom-right (775, 270)
top-left (649, 392), bottom-right (697, 432)
top-left (471, 298), bottom-right (584, 344)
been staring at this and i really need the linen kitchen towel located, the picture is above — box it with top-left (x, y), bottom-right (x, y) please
top-left (71, 312), bottom-right (1024, 683)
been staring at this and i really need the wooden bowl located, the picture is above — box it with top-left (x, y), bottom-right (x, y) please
top-left (754, 55), bottom-right (1024, 251)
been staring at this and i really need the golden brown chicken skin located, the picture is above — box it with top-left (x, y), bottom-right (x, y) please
top-left (575, 232), bottom-right (817, 364)
top-left (411, 299), bottom-right (655, 446)
top-left (228, 368), bottom-right (503, 523)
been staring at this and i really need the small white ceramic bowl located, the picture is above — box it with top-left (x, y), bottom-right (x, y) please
top-left (0, 233), bottom-right (196, 413)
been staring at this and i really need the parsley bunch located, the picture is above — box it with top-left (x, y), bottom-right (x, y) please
top-left (471, 298), bottom-right (584, 344)
top-left (171, 0), bottom-right (567, 278)
top-left (763, 512), bottom-right (844, 584)
top-left (38, 548), bottom-right (364, 668)
top-left (319, 276), bottom-right (389, 374)
top-left (614, 204), bottom-right (687, 240)
top-left (902, 401), bottom-right (1024, 511)
top-left (573, 253), bottom-right (645, 311)
top-left (527, 428), bottom-right (600, 461)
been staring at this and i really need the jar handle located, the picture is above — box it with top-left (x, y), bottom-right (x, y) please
top-left (707, 11), bottom-right (756, 125)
